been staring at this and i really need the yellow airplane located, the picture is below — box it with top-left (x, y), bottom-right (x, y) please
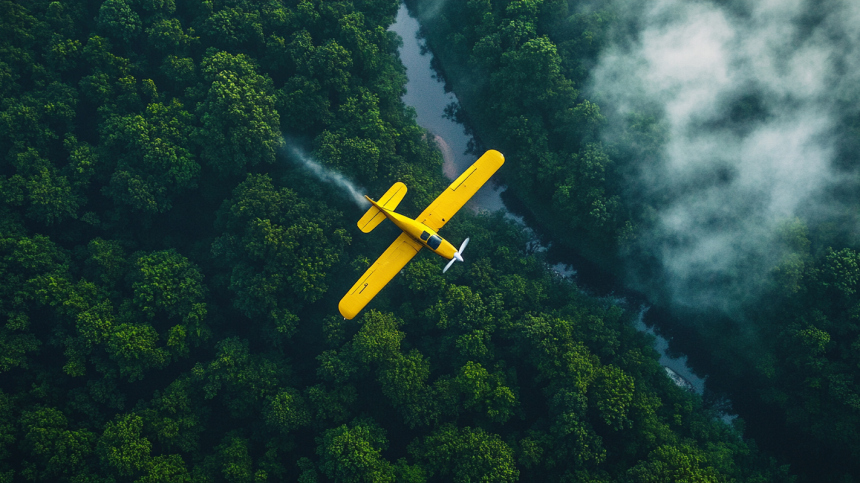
top-left (338, 149), bottom-right (505, 319)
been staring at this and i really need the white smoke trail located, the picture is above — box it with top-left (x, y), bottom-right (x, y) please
top-left (285, 143), bottom-right (370, 209)
top-left (586, 0), bottom-right (860, 311)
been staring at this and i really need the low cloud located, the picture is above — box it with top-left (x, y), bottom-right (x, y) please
top-left (586, 0), bottom-right (860, 311)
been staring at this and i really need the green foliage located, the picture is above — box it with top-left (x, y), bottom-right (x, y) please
top-left (98, 0), bottom-right (142, 44)
top-left (265, 388), bottom-right (311, 434)
top-left (139, 376), bottom-right (204, 453)
top-left (98, 413), bottom-right (152, 476)
top-left (317, 419), bottom-right (394, 483)
top-left (453, 361), bottom-right (518, 423)
top-left (377, 349), bottom-right (435, 427)
top-left (131, 248), bottom-right (208, 348)
top-left (314, 88), bottom-right (397, 183)
top-left (197, 51), bottom-right (283, 175)
top-left (0, 392), bottom-right (15, 463)
top-left (0, 231), bottom-right (70, 372)
top-left (20, 407), bottom-right (95, 480)
top-left (409, 424), bottom-right (518, 482)
top-left (137, 454), bottom-right (191, 483)
top-left (84, 237), bottom-right (128, 288)
top-left (203, 6), bottom-right (264, 52)
top-left (351, 310), bottom-right (404, 364)
top-left (306, 383), bottom-right (357, 425)
top-left (0, 327), bottom-right (40, 373)
top-left (107, 322), bottom-right (168, 381)
top-left (627, 444), bottom-right (720, 483)
top-left (214, 434), bottom-right (254, 483)
top-left (591, 364), bottom-right (635, 430)
top-left (0, 0), bottom-right (791, 481)
top-left (199, 337), bottom-right (290, 417)
top-left (19, 165), bottom-right (83, 224)
top-left (102, 100), bottom-right (200, 213)
top-left (147, 18), bottom-right (193, 54)
top-left (213, 173), bottom-right (350, 340)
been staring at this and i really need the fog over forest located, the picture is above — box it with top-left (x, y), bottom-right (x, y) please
top-left (587, 0), bottom-right (860, 312)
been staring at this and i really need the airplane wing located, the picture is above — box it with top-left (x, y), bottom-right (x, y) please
top-left (338, 232), bottom-right (423, 319)
top-left (417, 150), bottom-right (505, 231)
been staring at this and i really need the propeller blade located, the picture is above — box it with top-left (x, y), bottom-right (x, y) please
top-left (443, 237), bottom-right (471, 273)
top-left (459, 237), bottom-right (470, 253)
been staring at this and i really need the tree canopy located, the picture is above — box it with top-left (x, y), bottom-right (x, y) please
top-left (0, 0), bottom-right (799, 481)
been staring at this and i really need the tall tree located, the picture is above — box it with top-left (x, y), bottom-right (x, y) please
top-left (197, 51), bottom-right (282, 176)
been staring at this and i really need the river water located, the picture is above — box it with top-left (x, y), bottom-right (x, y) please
top-left (390, 4), bottom-right (714, 397)
top-left (394, 7), bottom-right (507, 215)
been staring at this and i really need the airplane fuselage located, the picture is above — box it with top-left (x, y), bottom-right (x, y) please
top-left (365, 195), bottom-right (457, 259)
top-left (339, 150), bottom-right (504, 320)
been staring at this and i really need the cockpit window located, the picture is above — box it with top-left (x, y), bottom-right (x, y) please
top-left (420, 231), bottom-right (430, 241)
top-left (427, 235), bottom-right (442, 250)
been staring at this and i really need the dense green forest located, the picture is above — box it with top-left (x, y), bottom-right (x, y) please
top-left (405, 0), bottom-right (860, 481)
top-left (0, 0), bottom-right (817, 481)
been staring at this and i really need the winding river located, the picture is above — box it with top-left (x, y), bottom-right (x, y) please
top-left (390, 4), bottom-right (714, 398)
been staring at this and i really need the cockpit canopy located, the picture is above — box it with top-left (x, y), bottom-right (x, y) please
top-left (420, 231), bottom-right (442, 250)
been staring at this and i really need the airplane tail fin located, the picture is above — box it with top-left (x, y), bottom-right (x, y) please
top-left (357, 182), bottom-right (407, 233)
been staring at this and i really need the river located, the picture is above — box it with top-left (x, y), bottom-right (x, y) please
top-left (390, 4), bottom-right (715, 398)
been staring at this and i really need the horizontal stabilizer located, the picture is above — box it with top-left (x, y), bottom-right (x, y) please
top-left (357, 182), bottom-right (407, 233)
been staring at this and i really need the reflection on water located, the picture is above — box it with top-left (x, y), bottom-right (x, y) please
top-left (389, 4), bottom-right (722, 403)
top-left (633, 307), bottom-right (704, 393)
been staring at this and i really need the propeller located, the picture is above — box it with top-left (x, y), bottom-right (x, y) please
top-left (443, 237), bottom-right (470, 273)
